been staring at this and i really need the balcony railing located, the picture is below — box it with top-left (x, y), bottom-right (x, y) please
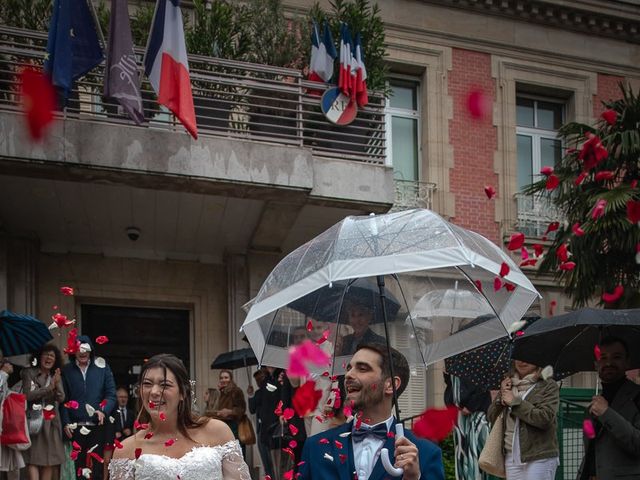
top-left (514, 192), bottom-right (562, 238)
top-left (391, 179), bottom-right (436, 211)
top-left (0, 26), bottom-right (386, 165)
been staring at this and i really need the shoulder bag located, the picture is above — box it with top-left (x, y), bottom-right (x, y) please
top-left (479, 411), bottom-right (506, 478)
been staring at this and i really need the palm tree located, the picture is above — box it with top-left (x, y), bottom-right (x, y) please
top-left (525, 83), bottom-right (640, 308)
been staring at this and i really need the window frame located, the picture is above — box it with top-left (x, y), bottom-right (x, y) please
top-left (385, 76), bottom-right (422, 181)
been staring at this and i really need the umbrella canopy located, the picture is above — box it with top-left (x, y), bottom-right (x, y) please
top-left (0, 310), bottom-right (53, 357)
top-left (512, 308), bottom-right (640, 373)
top-left (210, 348), bottom-right (258, 370)
top-left (242, 209), bottom-right (539, 373)
top-left (413, 286), bottom-right (494, 319)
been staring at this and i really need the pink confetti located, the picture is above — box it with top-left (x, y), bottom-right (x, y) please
top-left (95, 335), bottom-right (109, 345)
top-left (164, 438), bottom-right (176, 447)
top-left (583, 419), bottom-right (595, 439)
top-left (493, 277), bottom-right (502, 292)
top-left (466, 89), bottom-right (488, 119)
top-left (287, 339), bottom-right (331, 377)
top-left (484, 185), bottom-right (496, 199)
top-left (60, 286), bottom-right (75, 296)
top-left (594, 344), bottom-right (601, 361)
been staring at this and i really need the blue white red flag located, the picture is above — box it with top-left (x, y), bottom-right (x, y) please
top-left (309, 21), bottom-right (337, 84)
top-left (353, 33), bottom-right (368, 108)
top-left (338, 23), bottom-right (356, 98)
top-left (144, 0), bottom-right (197, 139)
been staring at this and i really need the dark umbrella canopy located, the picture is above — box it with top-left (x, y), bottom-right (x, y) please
top-left (211, 348), bottom-right (258, 370)
top-left (512, 308), bottom-right (640, 373)
top-left (0, 310), bottom-right (53, 357)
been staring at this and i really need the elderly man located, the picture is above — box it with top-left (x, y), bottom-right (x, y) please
top-left (577, 336), bottom-right (640, 480)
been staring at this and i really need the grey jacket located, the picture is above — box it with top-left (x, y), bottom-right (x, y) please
top-left (576, 379), bottom-right (640, 480)
top-left (487, 378), bottom-right (559, 463)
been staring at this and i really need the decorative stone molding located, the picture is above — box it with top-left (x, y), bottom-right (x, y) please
top-left (418, 0), bottom-right (640, 44)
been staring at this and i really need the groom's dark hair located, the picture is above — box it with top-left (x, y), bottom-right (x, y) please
top-left (355, 342), bottom-right (410, 396)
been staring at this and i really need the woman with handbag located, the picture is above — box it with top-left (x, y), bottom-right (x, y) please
top-left (21, 345), bottom-right (66, 480)
top-left (484, 360), bottom-right (559, 480)
top-left (212, 370), bottom-right (249, 457)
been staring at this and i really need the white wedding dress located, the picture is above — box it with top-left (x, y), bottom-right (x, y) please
top-left (109, 440), bottom-right (251, 480)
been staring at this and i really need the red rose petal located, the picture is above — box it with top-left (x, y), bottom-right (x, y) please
top-left (545, 174), bottom-right (560, 190)
top-left (591, 199), bottom-right (607, 220)
top-left (556, 244), bottom-right (569, 263)
top-left (474, 280), bottom-right (482, 293)
top-left (583, 419), bottom-right (596, 439)
top-left (493, 277), bottom-right (502, 292)
top-left (601, 109), bottom-right (617, 126)
top-left (533, 244), bottom-right (544, 257)
top-left (339, 454), bottom-right (348, 464)
top-left (114, 439), bottom-right (123, 449)
top-left (559, 261), bottom-right (576, 271)
top-left (95, 335), bottom-right (109, 345)
top-left (549, 300), bottom-right (557, 316)
top-left (306, 320), bottom-right (313, 332)
top-left (318, 438), bottom-right (329, 444)
top-left (499, 262), bottom-right (510, 278)
top-left (594, 344), bottom-right (601, 361)
top-left (288, 424), bottom-right (298, 436)
top-left (484, 185), bottom-right (496, 199)
top-left (164, 438), bottom-right (176, 447)
top-left (507, 232), bottom-right (525, 251)
top-left (575, 171), bottom-right (588, 186)
top-left (292, 381), bottom-right (323, 417)
top-left (572, 223), bottom-right (585, 236)
top-left (602, 285), bottom-right (624, 304)
top-left (466, 89), bottom-right (488, 119)
top-left (135, 448), bottom-right (142, 459)
top-left (282, 408), bottom-right (295, 421)
top-left (412, 406), bottom-right (458, 443)
top-left (594, 170), bottom-right (614, 182)
top-left (60, 286), bottom-right (75, 296)
top-left (503, 283), bottom-right (515, 292)
top-left (540, 166), bottom-right (554, 176)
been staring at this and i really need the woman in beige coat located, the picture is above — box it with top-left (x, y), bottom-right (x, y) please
top-left (21, 344), bottom-right (66, 480)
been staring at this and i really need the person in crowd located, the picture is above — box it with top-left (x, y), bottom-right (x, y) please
top-left (279, 370), bottom-right (307, 471)
top-left (21, 345), bottom-right (66, 480)
top-left (0, 358), bottom-right (25, 480)
top-left (212, 370), bottom-right (247, 455)
top-left (109, 354), bottom-right (250, 480)
top-left (339, 300), bottom-right (385, 356)
top-left (114, 387), bottom-right (134, 441)
top-left (247, 368), bottom-right (279, 479)
top-left (202, 388), bottom-right (220, 418)
top-left (443, 373), bottom-right (491, 480)
top-left (299, 342), bottom-right (444, 480)
top-left (577, 336), bottom-right (640, 480)
top-left (60, 335), bottom-right (116, 480)
top-left (488, 360), bottom-right (559, 480)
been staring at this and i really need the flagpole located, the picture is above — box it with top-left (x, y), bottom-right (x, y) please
top-left (85, 0), bottom-right (106, 47)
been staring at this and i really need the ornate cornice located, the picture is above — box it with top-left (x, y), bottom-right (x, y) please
top-left (417, 0), bottom-right (640, 44)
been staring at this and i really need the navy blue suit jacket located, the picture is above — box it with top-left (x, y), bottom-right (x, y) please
top-left (299, 420), bottom-right (444, 480)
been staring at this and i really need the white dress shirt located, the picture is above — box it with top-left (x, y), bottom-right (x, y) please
top-left (353, 416), bottom-right (394, 480)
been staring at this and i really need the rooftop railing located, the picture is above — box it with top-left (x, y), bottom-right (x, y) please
top-left (514, 192), bottom-right (562, 238)
top-left (0, 26), bottom-right (386, 165)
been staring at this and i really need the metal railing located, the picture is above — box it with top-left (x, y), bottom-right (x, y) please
top-left (0, 26), bottom-right (386, 164)
top-left (392, 179), bottom-right (436, 211)
top-left (514, 192), bottom-right (562, 238)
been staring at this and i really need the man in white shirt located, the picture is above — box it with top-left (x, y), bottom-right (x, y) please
top-left (299, 342), bottom-right (444, 480)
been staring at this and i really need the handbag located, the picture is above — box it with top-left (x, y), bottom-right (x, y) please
top-left (27, 407), bottom-right (44, 435)
top-left (479, 411), bottom-right (506, 478)
top-left (237, 415), bottom-right (256, 445)
top-left (0, 392), bottom-right (30, 446)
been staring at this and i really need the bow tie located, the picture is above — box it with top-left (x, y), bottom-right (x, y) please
top-left (352, 423), bottom-right (388, 443)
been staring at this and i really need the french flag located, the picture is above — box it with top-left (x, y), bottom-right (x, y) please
top-left (144, 0), bottom-right (197, 139)
top-left (353, 33), bottom-right (368, 108)
top-left (338, 23), bottom-right (355, 98)
top-left (309, 21), bottom-right (337, 84)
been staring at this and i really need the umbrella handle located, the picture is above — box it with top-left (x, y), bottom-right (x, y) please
top-left (381, 424), bottom-right (404, 477)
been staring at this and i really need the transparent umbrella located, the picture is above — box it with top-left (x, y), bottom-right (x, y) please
top-left (241, 209), bottom-right (539, 476)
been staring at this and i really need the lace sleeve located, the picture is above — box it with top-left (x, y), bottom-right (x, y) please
top-left (108, 458), bottom-right (135, 480)
top-left (220, 440), bottom-right (251, 480)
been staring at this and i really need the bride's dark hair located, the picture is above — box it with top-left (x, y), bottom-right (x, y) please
top-left (136, 354), bottom-right (207, 438)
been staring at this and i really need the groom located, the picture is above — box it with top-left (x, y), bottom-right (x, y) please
top-left (299, 342), bottom-right (444, 480)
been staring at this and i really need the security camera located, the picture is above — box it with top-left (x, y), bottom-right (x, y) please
top-left (126, 226), bottom-right (141, 242)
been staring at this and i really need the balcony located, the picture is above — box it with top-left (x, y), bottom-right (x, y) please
top-left (514, 192), bottom-right (562, 238)
top-left (391, 179), bottom-right (436, 211)
top-left (0, 26), bottom-right (386, 165)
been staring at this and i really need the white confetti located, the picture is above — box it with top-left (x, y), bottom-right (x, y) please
top-left (79, 343), bottom-right (92, 353)
top-left (94, 357), bottom-right (106, 368)
top-left (81, 468), bottom-right (92, 478)
top-left (323, 453), bottom-right (334, 462)
top-left (79, 426), bottom-right (91, 435)
top-left (86, 404), bottom-right (96, 417)
top-left (508, 320), bottom-right (527, 335)
top-left (32, 357), bottom-right (38, 366)
top-left (44, 404), bottom-right (54, 411)
top-left (339, 431), bottom-right (351, 437)
top-left (67, 423), bottom-right (77, 431)
top-left (32, 404), bottom-right (43, 411)
top-left (87, 443), bottom-right (99, 453)
top-left (541, 365), bottom-right (554, 380)
top-left (266, 383), bottom-right (277, 392)
top-left (109, 416), bottom-right (115, 424)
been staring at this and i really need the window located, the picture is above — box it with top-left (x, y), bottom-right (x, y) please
top-left (516, 96), bottom-right (563, 191)
top-left (386, 79), bottom-right (420, 182)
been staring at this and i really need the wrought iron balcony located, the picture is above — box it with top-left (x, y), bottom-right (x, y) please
top-left (392, 179), bottom-right (436, 211)
top-left (514, 192), bottom-right (562, 238)
top-left (0, 26), bottom-right (386, 165)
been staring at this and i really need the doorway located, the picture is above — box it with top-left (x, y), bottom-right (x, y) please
top-left (81, 305), bottom-right (191, 403)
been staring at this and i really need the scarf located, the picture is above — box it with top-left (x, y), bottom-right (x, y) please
top-left (510, 371), bottom-right (540, 400)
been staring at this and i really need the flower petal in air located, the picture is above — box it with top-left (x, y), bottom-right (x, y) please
top-left (134, 448), bottom-right (142, 459)
top-left (545, 174), bottom-right (560, 190)
top-left (493, 278), bottom-right (502, 291)
top-left (79, 426), bottom-right (91, 436)
top-left (556, 244), bottom-right (569, 263)
top-left (572, 223), bottom-right (585, 236)
top-left (466, 89), bottom-right (488, 119)
top-left (288, 424), bottom-right (298, 436)
top-left (60, 286), bottom-right (75, 296)
top-left (595, 170), bottom-right (614, 182)
top-left (499, 262), bottom-right (510, 278)
top-left (583, 419), bottom-right (596, 439)
top-left (484, 185), bottom-right (496, 199)
top-left (95, 336), bottom-right (109, 345)
top-left (594, 344), bottom-right (601, 361)
top-left (602, 285), bottom-right (624, 304)
top-left (574, 171), bottom-right (588, 186)
top-left (164, 438), bottom-right (176, 447)
top-left (64, 400), bottom-right (79, 409)
top-left (540, 166), bottom-right (554, 176)
top-left (601, 109), bottom-right (617, 126)
top-left (474, 280), bottom-right (482, 293)
top-left (533, 244), bottom-right (544, 257)
top-left (266, 383), bottom-right (277, 392)
top-left (507, 232), bottom-right (525, 251)
top-left (545, 222), bottom-right (560, 235)
top-left (521, 246), bottom-right (529, 260)
top-left (559, 261), bottom-right (576, 271)
top-left (412, 406), bottom-right (458, 443)
top-left (591, 199), bottom-right (607, 220)
top-left (94, 357), bottom-right (106, 369)
top-left (86, 404), bottom-right (96, 417)
top-left (282, 408), bottom-right (295, 421)
top-left (292, 380), bottom-right (323, 417)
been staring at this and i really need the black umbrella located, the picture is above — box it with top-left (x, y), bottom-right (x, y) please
top-left (211, 348), bottom-right (258, 383)
top-left (512, 308), bottom-right (640, 373)
top-left (0, 310), bottom-right (53, 357)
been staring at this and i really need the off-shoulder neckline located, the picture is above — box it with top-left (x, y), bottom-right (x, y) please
top-left (111, 439), bottom-right (239, 462)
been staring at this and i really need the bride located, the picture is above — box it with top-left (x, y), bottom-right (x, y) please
top-left (110, 354), bottom-right (250, 480)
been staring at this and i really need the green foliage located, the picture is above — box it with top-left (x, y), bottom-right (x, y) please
top-left (440, 433), bottom-right (456, 479)
top-left (0, 0), bottom-right (52, 31)
top-left (309, 0), bottom-right (388, 93)
top-left (525, 83), bottom-right (640, 308)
